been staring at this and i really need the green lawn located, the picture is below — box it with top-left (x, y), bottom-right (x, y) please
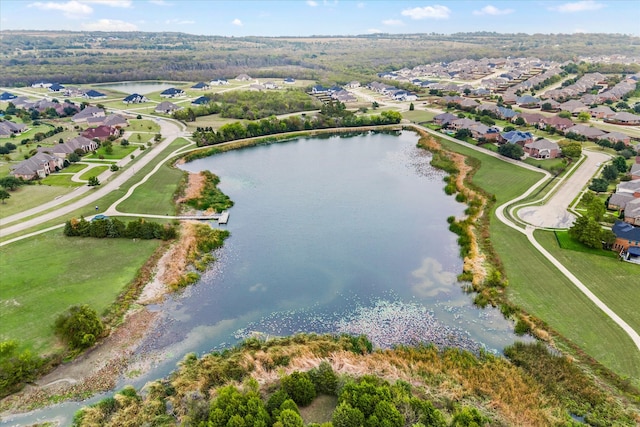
top-left (0, 185), bottom-right (73, 219)
top-left (553, 230), bottom-right (617, 258)
top-left (0, 230), bottom-right (161, 354)
top-left (79, 165), bottom-right (109, 180)
top-left (40, 173), bottom-right (84, 187)
top-left (436, 135), bottom-right (640, 384)
top-left (84, 144), bottom-right (138, 160)
top-left (128, 119), bottom-right (161, 133)
top-left (523, 157), bottom-right (566, 172)
top-left (116, 161), bottom-right (185, 215)
top-left (401, 110), bottom-right (436, 123)
top-left (129, 133), bottom-right (154, 143)
top-left (63, 163), bottom-right (89, 173)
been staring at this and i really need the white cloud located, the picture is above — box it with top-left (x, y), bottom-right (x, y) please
top-left (148, 0), bottom-right (170, 5)
top-left (81, 18), bottom-right (137, 31)
top-left (367, 28), bottom-right (382, 33)
top-left (472, 5), bottom-right (514, 16)
top-left (382, 19), bottom-right (403, 26)
top-left (306, 0), bottom-right (318, 6)
top-left (232, 18), bottom-right (243, 26)
top-left (401, 5), bottom-right (451, 20)
top-left (28, 1), bottom-right (93, 17)
top-left (82, 0), bottom-right (132, 7)
top-left (357, 2), bottom-right (365, 8)
top-left (549, 1), bottom-right (605, 12)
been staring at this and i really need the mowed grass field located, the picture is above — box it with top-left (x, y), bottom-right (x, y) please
top-left (435, 135), bottom-right (640, 384)
top-left (0, 230), bottom-right (161, 354)
top-left (116, 162), bottom-right (185, 215)
top-left (0, 185), bottom-right (73, 219)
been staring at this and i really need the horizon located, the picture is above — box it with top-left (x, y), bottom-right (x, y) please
top-left (1, 0), bottom-right (639, 37)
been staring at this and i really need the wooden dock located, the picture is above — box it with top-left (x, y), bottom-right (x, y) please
top-left (177, 211), bottom-right (229, 224)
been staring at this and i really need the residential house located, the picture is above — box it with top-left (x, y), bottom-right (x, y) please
top-left (558, 100), bottom-right (588, 115)
top-left (345, 81), bottom-right (361, 89)
top-left (48, 83), bottom-right (65, 92)
top-left (331, 90), bottom-right (357, 103)
top-left (10, 152), bottom-right (63, 180)
top-left (458, 98), bottom-right (479, 110)
top-left (516, 95), bottom-right (541, 108)
top-left (249, 83), bottom-right (266, 91)
top-left (469, 123), bottom-right (499, 140)
top-left (496, 106), bottom-right (518, 120)
top-left (601, 132), bottom-right (631, 145)
top-left (311, 85), bottom-right (329, 94)
top-left (499, 130), bottom-right (534, 146)
top-left (517, 112), bottom-right (545, 126)
top-left (589, 106), bottom-right (615, 119)
top-left (611, 221), bottom-right (640, 258)
top-left (37, 135), bottom-right (98, 159)
top-left (191, 96), bottom-right (211, 106)
top-left (616, 179), bottom-right (640, 197)
top-left (501, 93), bottom-right (517, 105)
top-left (155, 101), bottom-right (181, 114)
top-left (564, 124), bottom-right (606, 140)
top-left (476, 104), bottom-right (499, 115)
top-left (210, 78), bottom-right (229, 86)
top-left (540, 115), bottom-right (573, 131)
top-left (72, 106), bottom-right (105, 123)
top-left (160, 88), bottom-right (185, 98)
top-left (82, 125), bottom-right (118, 141)
top-left (191, 82), bottom-right (210, 90)
top-left (83, 89), bottom-right (106, 99)
top-left (0, 120), bottom-right (26, 137)
top-left (86, 114), bottom-right (128, 128)
top-left (31, 81), bottom-right (52, 89)
top-left (235, 74), bottom-right (252, 81)
top-left (62, 87), bottom-right (83, 98)
top-left (623, 199), bottom-right (640, 226)
top-left (608, 193), bottom-right (635, 211)
top-left (433, 112), bottom-right (458, 126)
top-left (283, 78), bottom-right (296, 84)
top-left (0, 92), bottom-right (17, 101)
top-left (123, 93), bottom-right (147, 104)
top-left (263, 81), bottom-right (278, 90)
top-left (524, 138), bottom-right (560, 159)
top-left (631, 159), bottom-right (640, 180)
top-left (449, 118), bottom-right (477, 131)
top-left (604, 112), bottom-right (640, 125)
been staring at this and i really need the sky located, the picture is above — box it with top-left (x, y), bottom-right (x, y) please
top-left (0, 0), bottom-right (639, 37)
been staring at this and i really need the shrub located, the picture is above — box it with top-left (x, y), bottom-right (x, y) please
top-left (54, 305), bottom-right (104, 351)
top-left (281, 371), bottom-right (316, 406)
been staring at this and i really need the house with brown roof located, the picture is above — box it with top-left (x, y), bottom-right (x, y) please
top-left (540, 115), bottom-right (573, 131)
top-left (524, 138), bottom-right (560, 159)
top-left (516, 112), bottom-right (545, 126)
top-left (564, 124), bottom-right (606, 140)
top-left (601, 132), bottom-right (631, 145)
top-left (0, 120), bottom-right (26, 137)
top-left (604, 112), bottom-right (640, 125)
top-left (623, 199), bottom-right (640, 226)
top-left (10, 152), bottom-right (63, 180)
top-left (37, 135), bottom-right (98, 159)
top-left (558, 100), bottom-right (588, 115)
top-left (631, 159), bottom-right (640, 180)
top-left (86, 114), bottom-right (128, 128)
top-left (433, 112), bottom-right (458, 126)
top-left (155, 101), bottom-right (182, 114)
top-left (82, 125), bottom-right (118, 141)
top-left (589, 106), bottom-right (615, 119)
top-left (449, 118), bottom-right (477, 131)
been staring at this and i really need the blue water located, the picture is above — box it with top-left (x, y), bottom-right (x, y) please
top-left (93, 81), bottom-right (179, 95)
top-left (1, 131), bottom-right (527, 426)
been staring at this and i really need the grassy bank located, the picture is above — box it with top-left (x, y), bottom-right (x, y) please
top-left (432, 133), bottom-right (640, 385)
top-left (0, 230), bottom-right (161, 354)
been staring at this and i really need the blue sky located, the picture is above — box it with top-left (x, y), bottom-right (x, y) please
top-left (1, 0), bottom-right (638, 36)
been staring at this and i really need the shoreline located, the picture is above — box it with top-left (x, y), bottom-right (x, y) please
top-left (0, 128), bottom-right (490, 418)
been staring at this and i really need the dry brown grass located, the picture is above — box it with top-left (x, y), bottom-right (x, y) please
top-left (175, 172), bottom-right (207, 204)
top-left (158, 222), bottom-right (199, 287)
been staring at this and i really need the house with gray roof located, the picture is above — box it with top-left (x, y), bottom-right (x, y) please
top-left (0, 120), bottom-right (26, 137)
top-left (564, 124), bottom-right (606, 140)
top-left (72, 106), bottom-right (105, 123)
top-left (123, 93), bottom-right (147, 104)
top-left (10, 152), bottom-right (63, 180)
top-left (499, 130), bottom-right (534, 146)
top-left (612, 220), bottom-right (640, 260)
top-left (608, 193), bottom-right (635, 211)
top-left (524, 138), bottom-right (560, 159)
top-left (631, 162), bottom-right (640, 180)
top-left (433, 112), bottom-right (458, 126)
top-left (616, 179), bottom-right (640, 196)
top-left (623, 198), bottom-right (640, 226)
top-left (605, 112), bottom-right (640, 125)
top-left (155, 101), bottom-right (182, 114)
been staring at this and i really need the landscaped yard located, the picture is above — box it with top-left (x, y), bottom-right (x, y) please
top-left (128, 119), bottom-right (161, 133)
top-left (84, 144), bottom-right (138, 160)
top-left (40, 173), bottom-right (84, 187)
top-left (0, 185), bottom-right (73, 219)
top-left (79, 165), bottom-right (109, 180)
top-left (0, 230), bottom-right (161, 354)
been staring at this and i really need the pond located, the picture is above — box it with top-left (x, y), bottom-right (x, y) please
top-left (93, 81), bottom-right (180, 95)
top-left (1, 131), bottom-right (529, 426)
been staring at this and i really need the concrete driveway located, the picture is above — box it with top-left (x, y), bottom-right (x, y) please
top-left (517, 150), bottom-right (611, 229)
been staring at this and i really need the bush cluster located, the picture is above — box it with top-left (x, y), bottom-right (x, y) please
top-left (63, 217), bottom-right (177, 240)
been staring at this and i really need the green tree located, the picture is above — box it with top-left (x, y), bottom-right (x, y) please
top-left (0, 176), bottom-right (24, 191)
top-left (87, 176), bottom-right (100, 187)
top-left (110, 164), bottom-right (119, 172)
top-left (561, 142), bottom-right (582, 158)
top-left (0, 340), bottom-right (43, 397)
top-left (577, 111), bottom-right (591, 122)
top-left (558, 111), bottom-right (572, 119)
top-left (54, 305), bottom-right (104, 351)
top-left (332, 402), bottom-right (365, 427)
top-left (613, 156), bottom-right (628, 173)
top-left (309, 361), bottom-right (338, 395)
top-left (0, 189), bottom-right (11, 204)
top-left (587, 198), bottom-right (606, 222)
top-left (281, 371), bottom-right (316, 406)
top-left (276, 409), bottom-right (304, 427)
top-left (602, 164), bottom-right (619, 181)
top-left (498, 143), bottom-right (524, 160)
top-left (514, 116), bottom-right (525, 126)
top-left (68, 151), bottom-right (81, 163)
top-left (450, 406), bottom-right (489, 426)
top-left (589, 178), bottom-right (609, 193)
top-left (409, 103), bottom-right (414, 111)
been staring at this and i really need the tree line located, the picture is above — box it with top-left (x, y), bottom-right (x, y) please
top-left (64, 217), bottom-right (177, 240)
top-left (192, 110), bottom-right (402, 147)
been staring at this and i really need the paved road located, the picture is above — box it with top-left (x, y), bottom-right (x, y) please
top-left (517, 150), bottom-right (611, 228)
top-left (0, 118), bottom-right (187, 238)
